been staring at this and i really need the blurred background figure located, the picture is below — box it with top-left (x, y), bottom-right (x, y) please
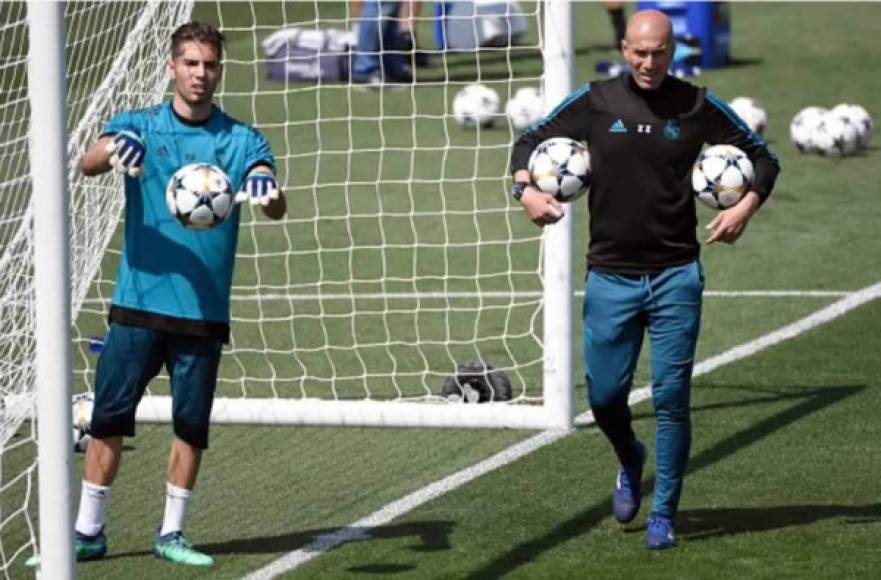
top-left (605, 1), bottom-right (627, 49)
top-left (398, 1), bottom-right (432, 68)
top-left (351, 0), bottom-right (413, 86)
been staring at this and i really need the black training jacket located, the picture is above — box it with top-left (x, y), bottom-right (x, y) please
top-left (510, 74), bottom-right (781, 275)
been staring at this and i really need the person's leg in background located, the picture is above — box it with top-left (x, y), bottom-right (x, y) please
top-left (604, 1), bottom-right (627, 50)
top-left (353, 1), bottom-right (411, 84)
top-left (352, 0), bottom-right (382, 81)
top-left (399, 1), bottom-right (431, 67)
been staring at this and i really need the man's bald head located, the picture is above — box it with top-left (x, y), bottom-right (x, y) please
top-left (621, 9), bottom-right (675, 90)
top-left (624, 9), bottom-right (673, 46)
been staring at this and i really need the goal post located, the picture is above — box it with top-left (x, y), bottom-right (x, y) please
top-left (541, 0), bottom-right (577, 431)
top-left (28, 2), bottom-right (75, 578)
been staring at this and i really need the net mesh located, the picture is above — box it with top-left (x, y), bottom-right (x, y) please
top-left (76, 1), bottom-right (549, 407)
top-left (1, 0), bottom-right (555, 570)
top-left (0, 1), bottom-right (193, 572)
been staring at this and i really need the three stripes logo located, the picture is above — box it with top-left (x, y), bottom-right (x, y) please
top-left (608, 118), bottom-right (627, 133)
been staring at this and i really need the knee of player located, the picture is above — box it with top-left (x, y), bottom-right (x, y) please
top-left (90, 409), bottom-right (137, 439)
top-left (172, 417), bottom-right (210, 450)
top-left (587, 385), bottom-right (630, 410)
top-left (652, 401), bottom-right (691, 425)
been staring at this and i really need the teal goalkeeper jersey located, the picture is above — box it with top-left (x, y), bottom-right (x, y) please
top-left (103, 101), bottom-right (274, 324)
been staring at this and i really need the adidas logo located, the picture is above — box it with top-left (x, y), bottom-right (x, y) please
top-left (609, 118), bottom-right (627, 133)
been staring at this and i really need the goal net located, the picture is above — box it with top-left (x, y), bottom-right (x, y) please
top-left (2, 0), bottom-right (575, 570)
top-left (79, 0), bottom-right (574, 430)
top-left (0, 1), bottom-right (193, 573)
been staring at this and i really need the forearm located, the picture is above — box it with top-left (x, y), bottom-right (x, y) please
top-left (80, 136), bottom-right (114, 176)
top-left (261, 190), bottom-right (286, 220)
top-left (751, 156), bottom-right (781, 202)
top-left (513, 169), bottom-right (530, 183)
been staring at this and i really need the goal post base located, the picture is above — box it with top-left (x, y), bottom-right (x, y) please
top-left (136, 396), bottom-right (572, 430)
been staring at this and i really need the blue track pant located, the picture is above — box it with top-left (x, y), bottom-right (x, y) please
top-left (583, 261), bottom-right (704, 518)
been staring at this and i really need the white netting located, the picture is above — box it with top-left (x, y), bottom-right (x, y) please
top-left (2, 0), bottom-right (560, 567)
top-left (72, 1), bottom-right (552, 418)
top-left (1, 0), bottom-right (567, 572)
top-left (0, 1), bottom-right (193, 573)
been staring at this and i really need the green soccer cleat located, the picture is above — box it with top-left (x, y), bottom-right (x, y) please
top-left (154, 530), bottom-right (214, 566)
top-left (75, 529), bottom-right (108, 561)
top-left (24, 529), bottom-right (107, 568)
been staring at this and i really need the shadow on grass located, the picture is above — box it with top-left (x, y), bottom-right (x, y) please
top-left (678, 503), bottom-right (881, 540)
top-left (195, 519), bottom-right (454, 556)
top-left (347, 562), bottom-right (416, 574)
top-left (465, 384), bottom-right (863, 579)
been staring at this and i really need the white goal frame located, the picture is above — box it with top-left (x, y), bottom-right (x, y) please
top-left (16, 2), bottom-right (577, 572)
top-left (23, 2), bottom-right (578, 446)
top-left (134, 0), bottom-right (577, 431)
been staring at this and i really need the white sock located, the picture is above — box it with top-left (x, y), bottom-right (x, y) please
top-left (160, 483), bottom-right (192, 536)
top-left (75, 481), bottom-right (111, 537)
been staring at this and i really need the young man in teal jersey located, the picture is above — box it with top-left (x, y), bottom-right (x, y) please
top-left (31, 22), bottom-right (286, 568)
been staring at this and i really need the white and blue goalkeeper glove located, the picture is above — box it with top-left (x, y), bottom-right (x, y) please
top-left (235, 171), bottom-right (279, 206)
top-left (104, 130), bottom-right (145, 177)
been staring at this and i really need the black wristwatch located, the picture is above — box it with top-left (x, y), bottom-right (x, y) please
top-left (510, 181), bottom-right (530, 201)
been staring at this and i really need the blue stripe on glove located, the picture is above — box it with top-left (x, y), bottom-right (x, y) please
top-left (235, 171), bottom-right (279, 206)
top-left (105, 130), bottom-right (145, 177)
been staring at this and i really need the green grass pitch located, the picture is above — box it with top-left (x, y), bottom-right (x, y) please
top-left (4, 1), bottom-right (881, 578)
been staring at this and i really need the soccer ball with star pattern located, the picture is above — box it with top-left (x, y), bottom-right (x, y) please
top-left (165, 163), bottom-right (235, 230)
top-left (691, 144), bottom-right (755, 210)
top-left (72, 393), bottom-right (94, 453)
top-left (527, 137), bottom-right (591, 202)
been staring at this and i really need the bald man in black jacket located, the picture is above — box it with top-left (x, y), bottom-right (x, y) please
top-left (509, 9), bottom-right (780, 550)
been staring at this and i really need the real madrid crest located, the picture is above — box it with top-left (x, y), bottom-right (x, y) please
top-left (664, 119), bottom-right (681, 141)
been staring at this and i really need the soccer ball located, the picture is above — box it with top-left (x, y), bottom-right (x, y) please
top-left (166, 163), bottom-right (235, 229)
top-left (691, 144), bottom-right (755, 210)
top-left (790, 106), bottom-right (827, 153)
top-left (728, 96), bottom-right (767, 135)
top-left (812, 112), bottom-right (859, 157)
top-left (72, 393), bottom-right (94, 453)
top-left (829, 103), bottom-right (873, 149)
top-left (505, 87), bottom-right (544, 131)
top-left (527, 137), bottom-right (591, 202)
top-left (453, 83), bottom-right (500, 128)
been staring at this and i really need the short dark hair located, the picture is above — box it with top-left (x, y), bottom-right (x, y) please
top-left (171, 21), bottom-right (225, 59)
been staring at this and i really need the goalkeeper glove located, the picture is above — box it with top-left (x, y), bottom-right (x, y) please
top-left (105, 130), bottom-right (145, 177)
top-left (236, 171), bottom-right (279, 206)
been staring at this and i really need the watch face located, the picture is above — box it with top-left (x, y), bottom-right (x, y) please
top-left (512, 182), bottom-right (528, 199)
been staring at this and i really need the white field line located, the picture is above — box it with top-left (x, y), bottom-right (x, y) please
top-left (78, 289), bottom-right (849, 305)
top-left (243, 280), bottom-right (881, 579)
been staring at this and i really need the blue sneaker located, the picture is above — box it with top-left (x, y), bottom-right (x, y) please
top-left (646, 514), bottom-right (677, 549)
top-left (612, 441), bottom-right (646, 523)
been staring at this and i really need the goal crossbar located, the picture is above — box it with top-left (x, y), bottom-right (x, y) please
top-left (137, 397), bottom-right (566, 430)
